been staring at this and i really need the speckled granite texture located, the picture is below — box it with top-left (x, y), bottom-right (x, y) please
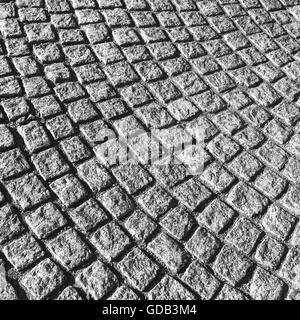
top-left (0, 0), bottom-right (299, 300)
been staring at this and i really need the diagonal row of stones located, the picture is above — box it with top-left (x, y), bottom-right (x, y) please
top-left (0, 0), bottom-right (300, 300)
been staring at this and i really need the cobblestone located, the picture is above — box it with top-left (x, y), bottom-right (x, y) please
top-left (118, 248), bottom-right (159, 291)
top-left (262, 204), bottom-right (297, 240)
top-left (34, 43), bottom-right (63, 64)
top-left (12, 56), bottom-right (40, 77)
top-left (0, 0), bottom-right (299, 300)
top-left (99, 186), bottom-right (134, 219)
top-left (173, 179), bottom-right (212, 211)
top-left (69, 199), bottom-right (107, 232)
top-left (2, 97), bottom-right (30, 121)
top-left (148, 232), bottom-right (189, 273)
top-left (21, 259), bottom-right (65, 299)
top-left (76, 260), bottom-right (118, 299)
top-left (50, 174), bottom-right (87, 207)
top-left (67, 99), bottom-right (98, 123)
top-left (240, 104), bottom-right (271, 127)
top-left (31, 95), bottom-right (62, 118)
top-left (112, 161), bottom-right (153, 194)
top-left (47, 229), bottom-right (92, 270)
top-left (207, 134), bottom-right (241, 162)
top-left (216, 284), bottom-right (247, 300)
top-left (91, 222), bottom-right (131, 261)
top-left (0, 125), bottom-right (15, 150)
top-left (18, 121), bottom-right (51, 153)
top-left (200, 162), bottom-right (236, 193)
top-left (25, 203), bottom-right (67, 239)
top-left (56, 287), bottom-right (82, 300)
top-left (32, 148), bottom-right (70, 180)
top-left (3, 233), bottom-right (44, 271)
top-left (160, 206), bottom-right (195, 240)
top-left (225, 217), bottom-right (262, 254)
top-left (6, 173), bottom-right (51, 210)
top-left (255, 169), bottom-right (287, 199)
top-left (60, 136), bottom-right (91, 163)
top-left (46, 115), bottom-right (74, 140)
top-left (254, 236), bottom-right (286, 270)
top-left (229, 152), bottom-right (263, 181)
top-left (138, 185), bottom-right (174, 218)
top-left (77, 158), bottom-right (113, 193)
top-left (197, 199), bottom-right (236, 234)
top-left (279, 248), bottom-right (300, 288)
top-left (250, 267), bottom-right (286, 300)
top-left (0, 265), bottom-right (18, 300)
top-left (226, 182), bottom-right (269, 217)
top-left (125, 209), bottom-right (157, 242)
top-left (0, 204), bottom-right (24, 244)
top-left (186, 227), bottom-right (222, 263)
top-left (148, 275), bottom-right (195, 300)
top-left (280, 186), bottom-right (300, 216)
top-left (0, 148), bottom-right (30, 180)
top-left (213, 245), bottom-right (253, 285)
top-left (108, 285), bottom-right (139, 300)
top-left (291, 222), bottom-right (300, 246)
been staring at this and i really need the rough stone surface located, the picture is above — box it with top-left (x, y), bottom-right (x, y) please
top-left (6, 174), bottom-right (51, 210)
top-left (182, 261), bottom-right (221, 300)
top-left (0, 0), bottom-right (299, 300)
top-left (3, 233), bottom-right (44, 271)
top-left (148, 275), bottom-right (195, 300)
top-left (118, 248), bottom-right (159, 291)
top-left (25, 203), bottom-right (67, 239)
top-left (91, 222), bottom-right (131, 261)
top-left (76, 260), bottom-right (118, 299)
top-left (47, 229), bottom-right (92, 270)
top-left (21, 259), bottom-right (65, 299)
top-left (0, 204), bottom-right (24, 244)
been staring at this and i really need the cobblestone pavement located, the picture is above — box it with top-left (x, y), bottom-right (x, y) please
top-left (0, 0), bottom-right (300, 301)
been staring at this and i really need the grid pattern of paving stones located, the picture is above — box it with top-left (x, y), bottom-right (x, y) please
top-left (0, 0), bottom-right (300, 300)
